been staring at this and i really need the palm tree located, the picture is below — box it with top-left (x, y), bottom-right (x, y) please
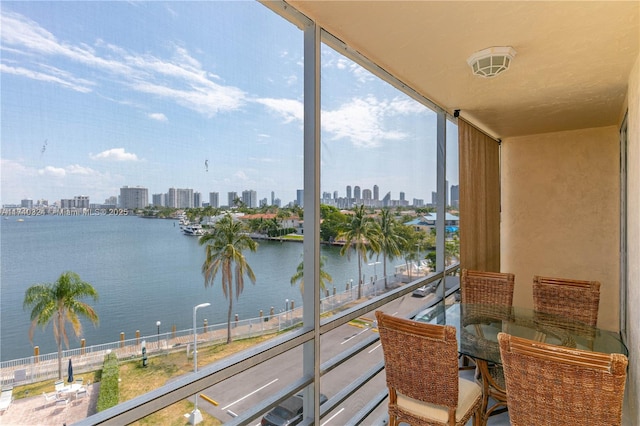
top-left (377, 209), bottom-right (405, 289)
top-left (396, 225), bottom-right (426, 281)
top-left (290, 255), bottom-right (333, 295)
top-left (23, 271), bottom-right (99, 380)
top-left (199, 213), bottom-right (258, 343)
top-left (337, 205), bottom-right (382, 299)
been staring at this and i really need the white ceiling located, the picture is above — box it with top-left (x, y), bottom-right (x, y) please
top-left (286, 1), bottom-right (639, 139)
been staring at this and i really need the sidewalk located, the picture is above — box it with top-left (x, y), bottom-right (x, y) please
top-left (0, 382), bottom-right (98, 426)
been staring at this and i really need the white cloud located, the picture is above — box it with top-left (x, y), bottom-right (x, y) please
top-left (0, 63), bottom-right (93, 93)
top-left (350, 63), bottom-right (375, 84)
top-left (66, 164), bottom-right (95, 175)
top-left (322, 96), bottom-right (406, 148)
top-left (388, 97), bottom-right (425, 115)
top-left (1, 10), bottom-right (246, 117)
top-left (90, 148), bottom-right (139, 162)
top-left (148, 113), bottom-right (168, 122)
top-left (254, 98), bottom-right (303, 124)
top-left (131, 80), bottom-right (244, 118)
top-left (38, 165), bottom-right (66, 178)
top-left (233, 170), bottom-right (249, 181)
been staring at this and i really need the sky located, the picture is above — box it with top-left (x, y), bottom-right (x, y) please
top-left (1, 1), bottom-right (458, 207)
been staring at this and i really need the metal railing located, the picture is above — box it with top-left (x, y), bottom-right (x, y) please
top-left (0, 277), bottom-right (397, 387)
top-left (74, 264), bottom-right (460, 425)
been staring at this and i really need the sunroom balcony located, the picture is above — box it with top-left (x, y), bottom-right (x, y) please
top-left (27, 0), bottom-right (640, 424)
top-left (76, 267), bottom-right (475, 425)
top-left (73, 261), bottom-right (631, 425)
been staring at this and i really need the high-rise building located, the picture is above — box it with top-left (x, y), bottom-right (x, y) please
top-left (362, 189), bottom-right (372, 200)
top-left (152, 193), bottom-right (166, 207)
top-left (382, 192), bottom-right (391, 207)
top-left (354, 186), bottom-right (361, 200)
top-left (74, 196), bottom-right (90, 209)
top-left (180, 189), bottom-right (194, 208)
top-left (228, 192), bottom-right (238, 207)
top-left (271, 191), bottom-right (275, 206)
top-left (373, 185), bottom-right (379, 200)
top-left (21, 199), bottom-right (33, 209)
top-left (120, 186), bottom-right (148, 209)
top-left (333, 191), bottom-right (338, 200)
top-left (166, 188), bottom-right (194, 208)
top-left (346, 185), bottom-right (352, 200)
top-left (399, 191), bottom-right (405, 202)
top-left (450, 185), bottom-right (459, 208)
top-left (194, 192), bottom-right (201, 208)
top-left (296, 189), bottom-right (304, 207)
top-left (209, 192), bottom-right (219, 208)
top-left (167, 188), bottom-right (177, 208)
top-left (242, 190), bottom-right (257, 208)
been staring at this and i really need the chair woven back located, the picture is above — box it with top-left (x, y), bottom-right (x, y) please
top-left (533, 275), bottom-right (600, 326)
top-left (376, 311), bottom-right (459, 409)
top-left (461, 269), bottom-right (515, 307)
top-left (498, 332), bottom-right (627, 426)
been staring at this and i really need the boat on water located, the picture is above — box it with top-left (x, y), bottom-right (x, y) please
top-left (182, 224), bottom-right (205, 236)
top-left (177, 215), bottom-right (188, 230)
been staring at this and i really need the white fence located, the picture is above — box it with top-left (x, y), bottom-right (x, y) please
top-left (0, 278), bottom-right (390, 387)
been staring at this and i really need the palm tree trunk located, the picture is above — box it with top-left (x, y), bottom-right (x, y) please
top-left (383, 254), bottom-right (388, 289)
top-left (57, 312), bottom-right (63, 380)
top-left (227, 295), bottom-right (233, 344)
top-left (357, 255), bottom-right (363, 299)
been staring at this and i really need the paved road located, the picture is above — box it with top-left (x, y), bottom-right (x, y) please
top-left (198, 292), bottom-right (437, 424)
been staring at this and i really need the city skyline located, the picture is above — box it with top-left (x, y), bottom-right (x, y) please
top-left (9, 180), bottom-right (445, 210)
top-left (1, 2), bottom-right (458, 207)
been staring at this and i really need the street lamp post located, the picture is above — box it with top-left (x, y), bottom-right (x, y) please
top-left (368, 261), bottom-right (381, 279)
top-left (368, 261), bottom-right (381, 294)
top-left (285, 299), bottom-right (289, 325)
top-left (190, 302), bottom-right (211, 425)
top-left (156, 321), bottom-right (161, 348)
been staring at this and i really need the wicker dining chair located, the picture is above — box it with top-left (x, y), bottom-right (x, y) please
top-left (460, 269), bottom-right (515, 307)
top-left (498, 332), bottom-right (628, 426)
top-left (375, 311), bottom-right (482, 426)
top-left (532, 275), bottom-right (600, 326)
top-left (460, 269), bottom-right (515, 424)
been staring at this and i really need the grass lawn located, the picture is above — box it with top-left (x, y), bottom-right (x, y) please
top-left (10, 334), bottom-right (276, 426)
top-left (120, 335), bottom-right (274, 425)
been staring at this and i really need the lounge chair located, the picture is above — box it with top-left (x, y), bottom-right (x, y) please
top-left (55, 394), bottom-right (69, 406)
top-left (42, 391), bottom-right (57, 408)
top-left (0, 387), bottom-right (13, 413)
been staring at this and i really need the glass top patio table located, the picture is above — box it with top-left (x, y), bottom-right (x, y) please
top-left (414, 302), bottom-right (628, 364)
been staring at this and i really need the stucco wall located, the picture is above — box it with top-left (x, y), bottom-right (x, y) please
top-left (501, 126), bottom-right (620, 331)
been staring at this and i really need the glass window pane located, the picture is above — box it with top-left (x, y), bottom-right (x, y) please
top-left (0, 0), bottom-right (303, 371)
top-left (320, 42), bottom-right (438, 304)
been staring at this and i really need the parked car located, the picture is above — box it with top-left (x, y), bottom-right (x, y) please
top-left (412, 283), bottom-right (436, 297)
top-left (261, 393), bottom-right (328, 426)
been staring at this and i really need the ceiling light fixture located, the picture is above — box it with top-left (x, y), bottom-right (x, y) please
top-left (467, 46), bottom-right (516, 78)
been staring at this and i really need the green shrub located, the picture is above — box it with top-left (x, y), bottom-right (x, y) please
top-left (96, 352), bottom-right (119, 412)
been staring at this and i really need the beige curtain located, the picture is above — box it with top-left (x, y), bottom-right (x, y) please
top-left (458, 119), bottom-right (501, 272)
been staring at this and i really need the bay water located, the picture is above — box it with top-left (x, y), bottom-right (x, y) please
top-left (0, 215), bottom-right (387, 361)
